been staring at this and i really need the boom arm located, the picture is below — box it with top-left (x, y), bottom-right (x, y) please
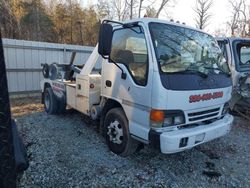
top-left (80, 44), bottom-right (100, 76)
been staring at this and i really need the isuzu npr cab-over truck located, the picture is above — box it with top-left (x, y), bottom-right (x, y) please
top-left (41, 18), bottom-right (233, 156)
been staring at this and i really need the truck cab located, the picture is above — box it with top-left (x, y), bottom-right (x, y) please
top-left (217, 37), bottom-right (250, 113)
top-left (41, 18), bottom-right (233, 156)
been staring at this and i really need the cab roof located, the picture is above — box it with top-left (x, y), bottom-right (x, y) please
top-left (119, 18), bottom-right (210, 36)
top-left (216, 37), bottom-right (250, 42)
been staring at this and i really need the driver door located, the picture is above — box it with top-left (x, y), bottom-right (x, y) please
top-left (101, 24), bottom-right (153, 140)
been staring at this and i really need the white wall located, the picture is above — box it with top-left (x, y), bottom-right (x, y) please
top-left (3, 38), bottom-right (98, 94)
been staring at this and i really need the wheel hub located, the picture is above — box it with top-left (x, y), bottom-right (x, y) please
top-left (107, 120), bottom-right (123, 144)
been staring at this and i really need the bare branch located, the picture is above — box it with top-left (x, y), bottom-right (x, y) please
top-left (138, 0), bottom-right (144, 18)
top-left (228, 0), bottom-right (247, 36)
top-left (193, 0), bottom-right (213, 30)
top-left (156, 0), bottom-right (171, 18)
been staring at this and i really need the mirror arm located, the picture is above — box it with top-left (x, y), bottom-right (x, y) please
top-left (103, 19), bottom-right (123, 26)
top-left (108, 58), bottom-right (127, 80)
top-left (101, 54), bottom-right (126, 79)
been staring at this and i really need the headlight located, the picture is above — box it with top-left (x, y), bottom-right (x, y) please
top-left (164, 117), bottom-right (173, 125)
top-left (163, 111), bottom-right (185, 127)
top-left (150, 110), bottom-right (185, 128)
top-left (174, 116), bottom-right (185, 124)
top-left (222, 102), bottom-right (229, 116)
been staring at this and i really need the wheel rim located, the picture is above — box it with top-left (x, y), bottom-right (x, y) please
top-left (107, 120), bottom-right (123, 144)
top-left (44, 92), bottom-right (50, 110)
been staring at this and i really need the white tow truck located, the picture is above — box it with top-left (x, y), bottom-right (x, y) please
top-left (41, 18), bottom-right (233, 156)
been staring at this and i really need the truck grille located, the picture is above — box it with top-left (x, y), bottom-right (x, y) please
top-left (188, 107), bottom-right (220, 122)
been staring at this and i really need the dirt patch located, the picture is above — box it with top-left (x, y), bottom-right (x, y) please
top-left (10, 97), bottom-right (43, 117)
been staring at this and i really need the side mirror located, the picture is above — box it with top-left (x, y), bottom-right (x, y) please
top-left (98, 23), bottom-right (113, 58)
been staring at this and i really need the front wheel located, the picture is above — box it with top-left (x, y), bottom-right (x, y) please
top-left (104, 108), bottom-right (139, 156)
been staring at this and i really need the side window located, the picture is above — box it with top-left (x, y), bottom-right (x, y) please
top-left (110, 27), bottom-right (148, 86)
top-left (239, 44), bottom-right (250, 66)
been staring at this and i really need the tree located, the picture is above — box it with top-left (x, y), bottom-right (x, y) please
top-left (194, 0), bottom-right (213, 30)
top-left (138, 0), bottom-right (144, 18)
top-left (52, 1), bottom-right (88, 45)
top-left (126, 0), bottom-right (139, 19)
top-left (111, 0), bottom-right (129, 21)
top-left (53, 3), bottom-right (70, 43)
top-left (20, 0), bottom-right (55, 42)
top-left (10, 0), bottom-right (25, 21)
top-left (82, 7), bottom-right (100, 46)
top-left (227, 0), bottom-right (247, 37)
top-left (155, 0), bottom-right (172, 18)
top-left (1, 0), bottom-right (102, 44)
top-left (145, 6), bottom-right (157, 17)
top-left (1, 0), bottom-right (178, 44)
top-left (213, 28), bottom-right (227, 37)
top-left (141, 0), bottom-right (174, 18)
top-left (96, 0), bottom-right (113, 20)
top-left (44, 0), bottom-right (59, 16)
top-left (0, 0), bottom-right (20, 38)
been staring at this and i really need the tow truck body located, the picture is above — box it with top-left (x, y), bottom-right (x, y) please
top-left (217, 37), bottom-right (250, 117)
top-left (41, 18), bottom-right (233, 156)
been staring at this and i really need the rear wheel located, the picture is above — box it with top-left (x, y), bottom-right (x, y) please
top-left (44, 87), bottom-right (58, 114)
top-left (104, 108), bottom-right (139, 156)
top-left (57, 95), bottom-right (66, 114)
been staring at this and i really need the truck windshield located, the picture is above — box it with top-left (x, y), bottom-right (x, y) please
top-left (149, 22), bottom-right (230, 75)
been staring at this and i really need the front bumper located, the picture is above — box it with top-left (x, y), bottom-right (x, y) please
top-left (149, 114), bottom-right (233, 154)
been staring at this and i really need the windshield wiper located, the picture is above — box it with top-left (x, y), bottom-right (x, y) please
top-left (203, 66), bottom-right (231, 77)
top-left (167, 69), bottom-right (208, 78)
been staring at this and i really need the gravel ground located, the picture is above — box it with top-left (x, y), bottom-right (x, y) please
top-left (12, 97), bottom-right (250, 188)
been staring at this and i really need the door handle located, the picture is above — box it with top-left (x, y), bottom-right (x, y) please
top-left (77, 84), bottom-right (81, 90)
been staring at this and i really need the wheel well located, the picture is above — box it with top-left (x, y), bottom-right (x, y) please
top-left (100, 99), bottom-right (124, 135)
top-left (42, 82), bottom-right (51, 104)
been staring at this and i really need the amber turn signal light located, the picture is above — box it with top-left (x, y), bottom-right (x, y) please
top-left (150, 109), bottom-right (164, 122)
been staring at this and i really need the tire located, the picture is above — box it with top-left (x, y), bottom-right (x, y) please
top-left (57, 95), bottom-right (66, 114)
top-left (104, 108), bottom-right (139, 156)
top-left (49, 63), bottom-right (59, 80)
top-left (44, 87), bottom-right (58, 114)
top-left (42, 63), bottom-right (49, 78)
